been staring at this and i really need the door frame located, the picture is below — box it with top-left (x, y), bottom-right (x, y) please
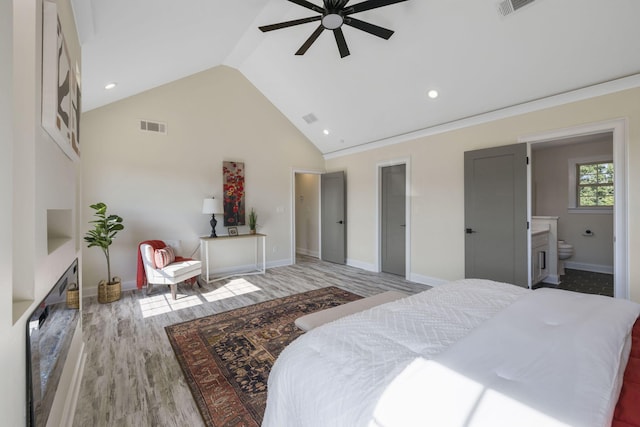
top-left (290, 168), bottom-right (324, 265)
top-left (519, 118), bottom-right (628, 299)
top-left (377, 158), bottom-right (411, 279)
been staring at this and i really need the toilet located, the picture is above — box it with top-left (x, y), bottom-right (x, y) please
top-left (557, 240), bottom-right (574, 275)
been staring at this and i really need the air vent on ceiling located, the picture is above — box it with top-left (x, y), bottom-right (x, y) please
top-left (302, 113), bottom-right (318, 124)
top-left (139, 119), bottom-right (167, 134)
top-left (497, 0), bottom-right (536, 17)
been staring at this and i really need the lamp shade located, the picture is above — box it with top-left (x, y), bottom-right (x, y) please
top-left (202, 197), bottom-right (222, 214)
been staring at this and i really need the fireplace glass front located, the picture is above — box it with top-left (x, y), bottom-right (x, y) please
top-left (26, 258), bottom-right (80, 427)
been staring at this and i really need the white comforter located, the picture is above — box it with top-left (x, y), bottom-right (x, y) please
top-left (262, 279), bottom-right (640, 427)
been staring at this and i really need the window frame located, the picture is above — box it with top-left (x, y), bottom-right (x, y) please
top-left (568, 155), bottom-right (613, 214)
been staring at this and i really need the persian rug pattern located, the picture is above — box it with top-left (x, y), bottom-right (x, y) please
top-left (165, 286), bottom-right (362, 427)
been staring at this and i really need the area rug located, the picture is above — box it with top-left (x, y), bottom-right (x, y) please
top-left (165, 286), bottom-right (362, 427)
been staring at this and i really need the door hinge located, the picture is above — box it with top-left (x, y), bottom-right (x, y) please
top-left (527, 221), bottom-right (530, 229)
top-left (526, 156), bottom-right (529, 165)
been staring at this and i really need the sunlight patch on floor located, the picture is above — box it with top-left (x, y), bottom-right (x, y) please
top-left (202, 278), bottom-right (261, 302)
top-left (139, 294), bottom-right (202, 318)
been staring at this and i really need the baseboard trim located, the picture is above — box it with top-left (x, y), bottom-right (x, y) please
top-left (564, 261), bottom-right (614, 274)
top-left (296, 248), bottom-right (319, 258)
top-left (346, 259), bottom-right (377, 272)
top-left (409, 273), bottom-right (449, 287)
top-left (542, 274), bottom-right (561, 285)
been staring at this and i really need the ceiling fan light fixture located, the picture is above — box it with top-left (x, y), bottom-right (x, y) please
top-left (322, 13), bottom-right (344, 30)
top-left (259, 0), bottom-right (409, 58)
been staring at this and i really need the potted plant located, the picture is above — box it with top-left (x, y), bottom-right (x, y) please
top-left (248, 208), bottom-right (257, 234)
top-left (84, 202), bottom-right (125, 303)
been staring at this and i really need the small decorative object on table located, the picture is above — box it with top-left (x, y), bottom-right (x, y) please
top-left (249, 208), bottom-right (257, 235)
top-left (228, 227), bottom-right (238, 236)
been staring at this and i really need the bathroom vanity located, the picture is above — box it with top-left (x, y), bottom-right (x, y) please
top-left (531, 216), bottom-right (560, 286)
top-left (531, 226), bottom-right (550, 284)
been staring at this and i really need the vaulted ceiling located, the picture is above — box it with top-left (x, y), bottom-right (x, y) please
top-left (71, 0), bottom-right (640, 155)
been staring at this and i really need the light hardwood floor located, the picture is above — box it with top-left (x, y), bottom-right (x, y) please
top-left (73, 255), bottom-right (430, 426)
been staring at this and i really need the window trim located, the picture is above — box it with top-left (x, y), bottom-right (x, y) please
top-left (568, 155), bottom-right (613, 214)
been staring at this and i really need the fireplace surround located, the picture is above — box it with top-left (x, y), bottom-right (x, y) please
top-left (26, 258), bottom-right (80, 427)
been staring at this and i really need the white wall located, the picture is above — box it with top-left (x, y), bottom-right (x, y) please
top-left (325, 87), bottom-right (640, 301)
top-left (295, 173), bottom-right (320, 257)
top-left (81, 66), bottom-right (325, 293)
top-left (3, 0), bottom-right (83, 425)
top-left (0, 0), bottom-right (18, 424)
top-left (533, 137), bottom-right (614, 271)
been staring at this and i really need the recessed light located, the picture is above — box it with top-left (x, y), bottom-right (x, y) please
top-left (323, 129), bottom-right (330, 135)
top-left (104, 82), bottom-right (117, 90)
top-left (427, 89), bottom-right (439, 99)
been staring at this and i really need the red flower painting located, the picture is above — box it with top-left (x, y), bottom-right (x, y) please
top-left (222, 161), bottom-right (245, 226)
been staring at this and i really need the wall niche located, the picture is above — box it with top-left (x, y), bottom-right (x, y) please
top-left (47, 209), bottom-right (72, 254)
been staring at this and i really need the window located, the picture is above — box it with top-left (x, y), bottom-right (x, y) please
top-left (576, 161), bottom-right (614, 207)
top-left (567, 155), bottom-right (613, 213)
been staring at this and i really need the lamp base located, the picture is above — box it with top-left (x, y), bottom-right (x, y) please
top-left (210, 215), bottom-right (218, 238)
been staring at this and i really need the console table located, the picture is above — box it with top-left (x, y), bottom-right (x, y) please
top-left (200, 233), bottom-right (266, 283)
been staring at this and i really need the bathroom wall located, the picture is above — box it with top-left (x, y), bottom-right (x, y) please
top-left (532, 136), bottom-right (614, 272)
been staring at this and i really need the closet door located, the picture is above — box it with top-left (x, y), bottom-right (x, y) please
top-left (321, 171), bottom-right (346, 264)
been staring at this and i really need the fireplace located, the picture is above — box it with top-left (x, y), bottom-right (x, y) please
top-left (26, 258), bottom-right (80, 427)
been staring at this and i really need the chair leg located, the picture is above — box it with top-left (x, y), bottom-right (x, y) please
top-left (170, 284), bottom-right (177, 300)
top-left (146, 283), bottom-right (154, 295)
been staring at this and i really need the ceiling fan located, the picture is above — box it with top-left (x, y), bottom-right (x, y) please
top-left (259, 0), bottom-right (408, 58)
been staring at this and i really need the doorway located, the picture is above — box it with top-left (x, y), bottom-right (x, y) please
top-left (292, 170), bottom-right (346, 265)
top-left (530, 133), bottom-right (614, 293)
top-left (522, 118), bottom-right (628, 299)
top-left (381, 164), bottom-right (406, 276)
top-left (377, 159), bottom-right (411, 279)
top-left (294, 172), bottom-right (321, 261)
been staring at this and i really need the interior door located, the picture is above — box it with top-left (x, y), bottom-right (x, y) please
top-left (464, 144), bottom-right (528, 287)
top-left (321, 171), bottom-right (346, 264)
top-left (381, 164), bottom-right (406, 276)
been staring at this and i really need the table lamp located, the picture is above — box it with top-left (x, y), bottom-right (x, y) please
top-left (202, 197), bottom-right (222, 237)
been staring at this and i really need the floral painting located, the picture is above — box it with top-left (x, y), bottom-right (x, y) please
top-left (223, 161), bottom-right (245, 226)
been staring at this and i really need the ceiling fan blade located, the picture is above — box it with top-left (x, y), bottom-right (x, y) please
top-left (344, 0), bottom-right (408, 15)
top-left (333, 28), bottom-right (350, 58)
top-left (296, 25), bottom-right (325, 55)
top-left (259, 16), bottom-right (321, 32)
top-left (325, 0), bottom-right (350, 8)
top-left (344, 17), bottom-right (393, 39)
top-left (288, 0), bottom-right (325, 14)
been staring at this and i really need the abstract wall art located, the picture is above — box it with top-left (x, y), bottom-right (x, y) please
top-left (42, 1), bottom-right (80, 161)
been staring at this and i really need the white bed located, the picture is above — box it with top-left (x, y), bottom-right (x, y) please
top-left (263, 279), bottom-right (640, 427)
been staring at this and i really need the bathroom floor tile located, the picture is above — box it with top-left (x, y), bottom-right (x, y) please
top-left (536, 269), bottom-right (614, 297)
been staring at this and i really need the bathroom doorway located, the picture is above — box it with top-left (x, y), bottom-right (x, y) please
top-left (523, 118), bottom-right (627, 299)
top-left (530, 134), bottom-right (613, 294)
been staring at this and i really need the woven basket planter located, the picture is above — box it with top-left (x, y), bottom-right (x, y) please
top-left (66, 289), bottom-right (80, 309)
top-left (98, 277), bottom-right (121, 304)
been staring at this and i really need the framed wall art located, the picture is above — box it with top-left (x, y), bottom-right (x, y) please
top-left (223, 161), bottom-right (245, 226)
top-left (42, 1), bottom-right (80, 161)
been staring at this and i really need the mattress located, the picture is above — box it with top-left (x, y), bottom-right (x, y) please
top-left (262, 279), bottom-right (640, 427)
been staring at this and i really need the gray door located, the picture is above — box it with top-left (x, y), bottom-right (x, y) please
top-left (464, 144), bottom-right (528, 287)
top-left (321, 171), bottom-right (346, 264)
top-left (381, 164), bottom-right (406, 276)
